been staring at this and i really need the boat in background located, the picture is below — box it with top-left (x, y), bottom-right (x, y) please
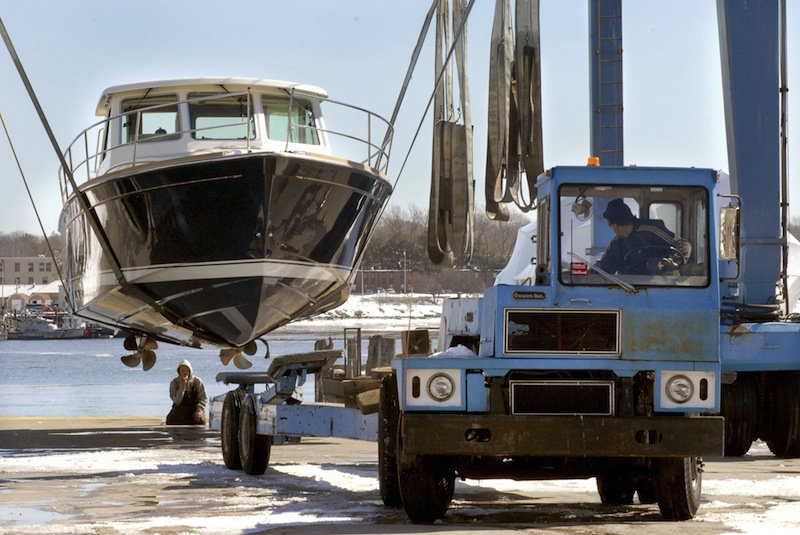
top-left (57, 77), bottom-right (393, 370)
top-left (7, 315), bottom-right (89, 340)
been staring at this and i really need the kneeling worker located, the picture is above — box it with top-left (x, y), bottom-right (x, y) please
top-left (167, 359), bottom-right (208, 425)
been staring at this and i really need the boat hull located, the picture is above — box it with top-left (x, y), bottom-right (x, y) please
top-left (8, 328), bottom-right (89, 341)
top-left (59, 152), bottom-right (392, 348)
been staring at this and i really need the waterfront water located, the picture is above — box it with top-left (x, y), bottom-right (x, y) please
top-left (0, 331), bottom-right (367, 418)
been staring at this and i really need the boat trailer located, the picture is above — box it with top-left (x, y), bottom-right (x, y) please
top-left (209, 348), bottom-right (381, 474)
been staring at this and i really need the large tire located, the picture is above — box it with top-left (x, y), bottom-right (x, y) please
top-left (221, 389), bottom-right (245, 469)
top-left (596, 472), bottom-right (635, 505)
top-left (766, 371), bottom-right (800, 457)
top-left (635, 478), bottom-right (658, 504)
top-left (378, 374), bottom-right (402, 507)
top-left (654, 457), bottom-right (702, 520)
top-left (721, 375), bottom-right (758, 456)
top-left (238, 393), bottom-right (272, 475)
top-left (397, 420), bottom-right (455, 523)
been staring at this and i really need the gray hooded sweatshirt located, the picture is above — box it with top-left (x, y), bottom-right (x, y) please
top-left (169, 359), bottom-right (208, 412)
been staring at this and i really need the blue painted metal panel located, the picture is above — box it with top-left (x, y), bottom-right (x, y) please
top-left (395, 352), bottom-right (718, 376)
top-left (548, 165), bottom-right (718, 187)
top-left (721, 323), bottom-right (800, 371)
top-left (466, 371), bottom-right (489, 412)
top-left (717, 0), bottom-right (782, 306)
top-left (210, 394), bottom-right (378, 441)
top-left (484, 284), bottom-right (719, 364)
top-left (255, 403), bottom-right (377, 441)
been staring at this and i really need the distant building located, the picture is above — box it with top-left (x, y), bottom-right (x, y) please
top-left (0, 255), bottom-right (58, 286)
top-left (0, 256), bottom-right (62, 314)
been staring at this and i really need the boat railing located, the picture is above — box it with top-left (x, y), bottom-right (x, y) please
top-left (59, 89), bottom-right (394, 203)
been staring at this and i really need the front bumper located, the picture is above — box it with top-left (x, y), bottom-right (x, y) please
top-left (401, 414), bottom-right (724, 458)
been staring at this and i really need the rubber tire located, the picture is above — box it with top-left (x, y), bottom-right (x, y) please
top-left (397, 423), bottom-right (455, 523)
top-left (721, 375), bottom-right (758, 456)
top-left (766, 371), bottom-right (800, 457)
top-left (238, 393), bottom-right (272, 475)
top-left (221, 389), bottom-right (245, 469)
top-left (596, 473), bottom-right (635, 505)
top-left (654, 457), bottom-right (702, 520)
top-left (378, 374), bottom-right (402, 507)
top-left (635, 479), bottom-right (658, 504)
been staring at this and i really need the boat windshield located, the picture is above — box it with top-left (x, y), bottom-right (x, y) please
top-left (558, 184), bottom-right (710, 288)
top-left (121, 94), bottom-right (180, 143)
top-left (188, 92), bottom-right (256, 140)
top-left (262, 96), bottom-right (320, 145)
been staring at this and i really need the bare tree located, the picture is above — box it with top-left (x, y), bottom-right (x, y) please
top-left (0, 231), bottom-right (60, 257)
top-left (414, 271), bottom-right (444, 303)
top-left (360, 204), bottom-right (533, 293)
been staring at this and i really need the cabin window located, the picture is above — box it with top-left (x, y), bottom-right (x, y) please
top-left (188, 93), bottom-right (255, 140)
top-left (121, 95), bottom-right (180, 143)
top-left (262, 96), bottom-right (320, 145)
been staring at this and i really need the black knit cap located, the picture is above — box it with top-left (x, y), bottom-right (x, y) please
top-left (602, 198), bottom-right (636, 225)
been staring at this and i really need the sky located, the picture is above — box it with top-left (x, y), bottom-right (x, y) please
top-left (0, 1), bottom-right (798, 236)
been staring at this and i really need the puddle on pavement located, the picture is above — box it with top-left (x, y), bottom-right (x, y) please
top-left (0, 505), bottom-right (71, 525)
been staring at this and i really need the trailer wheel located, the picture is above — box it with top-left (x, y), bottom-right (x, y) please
top-left (654, 457), bottom-right (702, 520)
top-left (397, 428), bottom-right (454, 523)
top-left (721, 374), bottom-right (758, 456)
top-left (238, 393), bottom-right (272, 475)
top-left (766, 371), bottom-right (800, 457)
top-left (635, 478), bottom-right (657, 504)
top-left (596, 472), bottom-right (635, 505)
top-left (378, 374), bottom-right (402, 507)
top-left (221, 389), bottom-right (246, 469)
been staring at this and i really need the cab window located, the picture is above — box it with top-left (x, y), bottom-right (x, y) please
top-left (559, 184), bottom-right (709, 288)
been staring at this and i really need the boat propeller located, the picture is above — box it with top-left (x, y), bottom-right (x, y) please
top-left (121, 335), bottom-right (159, 371)
top-left (219, 340), bottom-right (258, 369)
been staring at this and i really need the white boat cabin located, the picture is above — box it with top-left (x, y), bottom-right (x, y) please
top-left (60, 77), bottom-right (391, 190)
top-left (95, 77), bottom-right (330, 173)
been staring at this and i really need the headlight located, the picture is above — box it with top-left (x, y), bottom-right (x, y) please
top-left (665, 374), bottom-right (694, 404)
top-left (405, 368), bottom-right (462, 408)
top-left (427, 373), bottom-right (455, 401)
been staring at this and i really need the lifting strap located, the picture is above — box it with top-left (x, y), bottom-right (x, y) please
top-left (485, 0), bottom-right (543, 216)
top-left (428, 0), bottom-right (474, 265)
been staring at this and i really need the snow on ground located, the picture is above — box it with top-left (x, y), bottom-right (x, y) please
top-left (2, 440), bottom-right (800, 534)
top-left (290, 292), bottom-right (447, 328)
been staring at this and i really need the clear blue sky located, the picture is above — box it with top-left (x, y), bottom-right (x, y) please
top-left (1, 1), bottom-right (798, 235)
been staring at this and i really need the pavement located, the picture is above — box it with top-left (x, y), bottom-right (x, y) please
top-left (0, 416), bottom-right (214, 450)
top-left (1, 417), bottom-right (798, 534)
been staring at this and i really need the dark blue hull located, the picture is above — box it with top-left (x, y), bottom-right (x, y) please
top-left (59, 152), bottom-right (392, 348)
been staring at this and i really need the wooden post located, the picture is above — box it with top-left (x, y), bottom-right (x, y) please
top-left (366, 334), bottom-right (396, 375)
top-left (401, 328), bottom-right (431, 356)
top-left (314, 337), bottom-right (334, 401)
top-left (344, 327), bottom-right (362, 378)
